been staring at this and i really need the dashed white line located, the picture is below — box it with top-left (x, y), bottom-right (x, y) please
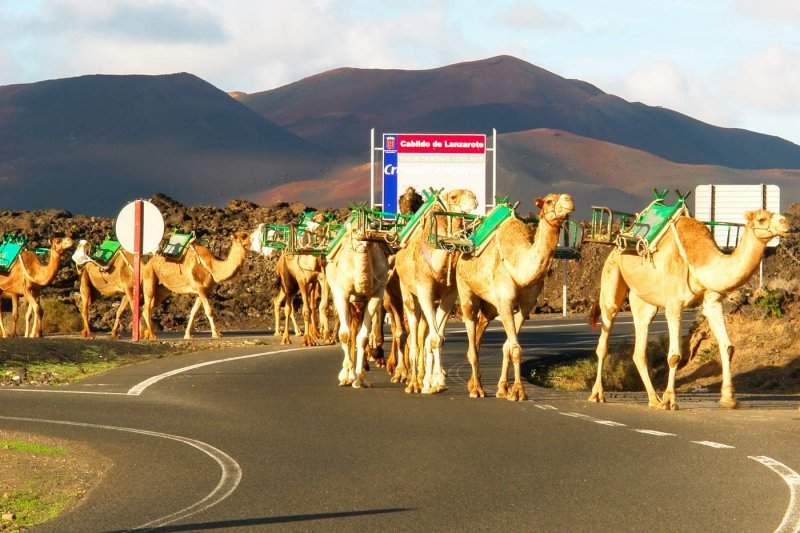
top-left (692, 441), bottom-right (735, 449)
top-left (0, 415), bottom-right (241, 530)
top-left (535, 404), bottom-right (558, 410)
top-left (633, 429), bottom-right (677, 437)
top-left (594, 420), bottom-right (627, 427)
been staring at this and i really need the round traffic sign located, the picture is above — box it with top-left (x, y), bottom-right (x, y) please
top-left (115, 200), bottom-right (165, 254)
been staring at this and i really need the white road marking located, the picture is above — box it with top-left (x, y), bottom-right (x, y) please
top-left (129, 345), bottom-right (323, 395)
top-left (0, 415), bottom-right (242, 530)
top-left (692, 441), bottom-right (735, 449)
top-left (535, 404), bottom-right (558, 410)
top-left (594, 420), bottom-right (627, 427)
top-left (634, 429), bottom-right (677, 437)
top-left (749, 456), bottom-right (800, 533)
top-left (560, 412), bottom-right (594, 419)
top-left (0, 346), bottom-right (322, 397)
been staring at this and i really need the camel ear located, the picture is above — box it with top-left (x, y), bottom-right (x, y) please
top-left (534, 198), bottom-right (545, 209)
top-left (744, 210), bottom-right (754, 222)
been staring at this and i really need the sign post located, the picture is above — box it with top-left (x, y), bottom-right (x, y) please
top-left (115, 200), bottom-right (165, 341)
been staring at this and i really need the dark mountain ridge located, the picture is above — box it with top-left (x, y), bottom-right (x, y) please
top-left (0, 73), bottom-right (336, 216)
top-left (240, 55), bottom-right (800, 168)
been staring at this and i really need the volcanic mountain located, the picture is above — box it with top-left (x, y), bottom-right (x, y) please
top-left (238, 55), bottom-right (800, 170)
top-left (0, 73), bottom-right (337, 216)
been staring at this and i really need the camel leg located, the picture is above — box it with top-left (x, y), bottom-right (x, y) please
top-left (660, 300), bottom-right (686, 410)
top-left (628, 293), bottom-right (661, 408)
top-left (110, 294), bottom-right (130, 339)
top-left (459, 292), bottom-right (485, 398)
top-left (331, 289), bottom-right (355, 386)
top-left (9, 295), bottom-right (19, 337)
top-left (184, 297), bottom-right (204, 339)
top-left (403, 296), bottom-right (423, 394)
top-left (703, 293), bottom-right (739, 409)
top-left (589, 252), bottom-right (628, 403)
top-left (79, 272), bottom-right (94, 338)
top-left (196, 292), bottom-right (220, 338)
top-left (353, 293), bottom-right (383, 389)
top-left (389, 306), bottom-right (408, 383)
top-left (273, 289), bottom-right (285, 338)
top-left (317, 271), bottom-right (332, 344)
top-left (299, 286), bottom-right (317, 347)
top-left (496, 301), bottom-right (526, 401)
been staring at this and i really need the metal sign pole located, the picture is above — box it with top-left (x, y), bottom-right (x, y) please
top-left (132, 199), bottom-right (143, 341)
top-left (562, 260), bottom-right (568, 317)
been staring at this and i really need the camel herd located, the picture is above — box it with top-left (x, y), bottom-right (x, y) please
top-left (0, 187), bottom-right (791, 410)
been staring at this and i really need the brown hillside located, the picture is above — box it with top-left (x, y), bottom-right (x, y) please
top-left (239, 55), bottom-right (800, 169)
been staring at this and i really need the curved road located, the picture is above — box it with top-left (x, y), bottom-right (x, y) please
top-left (1, 316), bottom-right (799, 532)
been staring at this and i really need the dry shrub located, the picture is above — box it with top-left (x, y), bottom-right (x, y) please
top-left (40, 297), bottom-right (82, 334)
top-left (535, 336), bottom-right (669, 392)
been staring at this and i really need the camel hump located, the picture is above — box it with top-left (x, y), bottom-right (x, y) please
top-left (674, 217), bottom-right (718, 262)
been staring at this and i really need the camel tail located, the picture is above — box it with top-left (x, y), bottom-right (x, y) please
top-left (588, 299), bottom-right (601, 330)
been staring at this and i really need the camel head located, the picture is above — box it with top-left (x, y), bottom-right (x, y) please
top-left (440, 189), bottom-right (479, 214)
top-left (399, 187), bottom-right (424, 215)
top-left (534, 193), bottom-right (574, 226)
top-left (232, 231), bottom-right (252, 248)
top-left (50, 237), bottom-right (75, 253)
top-left (744, 209), bottom-right (790, 242)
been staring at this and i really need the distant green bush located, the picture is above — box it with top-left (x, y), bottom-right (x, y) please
top-left (754, 289), bottom-right (785, 318)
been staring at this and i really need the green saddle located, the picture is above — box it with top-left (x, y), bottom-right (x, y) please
top-left (0, 235), bottom-right (26, 274)
top-left (90, 237), bottom-right (122, 266)
top-left (162, 231), bottom-right (195, 259)
top-left (616, 189), bottom-right (690, 256)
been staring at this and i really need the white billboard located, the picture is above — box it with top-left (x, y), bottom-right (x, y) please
top-left (694, 184), bottom-right (781, 248)
top-left (382, 133), bottom-right (488, 214)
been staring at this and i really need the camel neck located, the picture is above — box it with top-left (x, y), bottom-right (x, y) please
top-left (693, 225), bottom-right (767, 293)
top-left (497, 217), bottom-right (561, 286)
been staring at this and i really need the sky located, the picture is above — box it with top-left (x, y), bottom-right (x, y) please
top-left (1, 0), bottom-right (798, 146)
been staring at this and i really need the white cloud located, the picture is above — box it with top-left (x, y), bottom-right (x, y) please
top-left (727, 45), bottom-right (800, 113)
top-left (497, 1), bottom-right (573, 30)
top-left (731, 0), bottom-right (800, 23)
top-left (615, 60), bottom-right (736, 127)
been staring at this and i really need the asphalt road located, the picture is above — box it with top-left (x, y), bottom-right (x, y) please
top-left (1, 315), bottom-right (799, 532)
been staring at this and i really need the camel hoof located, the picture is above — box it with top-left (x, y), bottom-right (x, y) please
top-left (506, 385), bottom-right (527, 402)
top-left (281, 338), bottom-right (291, 346)
top-left (719, 398), bottom-right (740, 409)
top-left (588, 392), bottom-right (606, 403)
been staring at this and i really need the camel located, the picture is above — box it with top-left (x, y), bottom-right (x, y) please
top-left (456, 193), bottom-right (574, 400)
top-left (274, 251), bottom-right (330, 346)
top-left (325, 212), bottom-right (391, 388)
top-left (394, 188), bottom-right (479, 394)
top-left (271, 211), bottom-right (332, 346)
top-left (588, 208), bottom-right (789, 410)
top-left (73, 240), bottom-right (138, 339)
top-left (0, 237), bottom-right (75, 338)
top-left (141, 231), bottom-right (251, 339)
top-left (374, 187), bottom-right (424, 378)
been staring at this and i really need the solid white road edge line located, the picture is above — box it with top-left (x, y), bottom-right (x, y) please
top-left (128, 345), bottom-right (323, 396)
top-left (0, 415), bottom-right (242, 531)
top-left (749, 456), bottom-right (800, 533)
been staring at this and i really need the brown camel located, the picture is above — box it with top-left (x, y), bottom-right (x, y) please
top-left (0, 237), bottom-right (75, 338)
top-left (73, 239), bottom-right (138, 339)
top-left (374, 187), bottom-right (424, 378)
top-left (274, 251), bottom-right (330, 346)
top-left (394, 188), bottom-right (479, 393)
top-left (589, 208), bottom-right (789, 410)
top-left (325, 213), bottom-right (391, 388)
top-left (142, 231), bottom-right (250, 339)
top-left (456, 194), bottom-right (574, 400)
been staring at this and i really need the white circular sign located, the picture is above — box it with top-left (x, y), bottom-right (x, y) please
top-left (115, 200), bottom-right (165, 254)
